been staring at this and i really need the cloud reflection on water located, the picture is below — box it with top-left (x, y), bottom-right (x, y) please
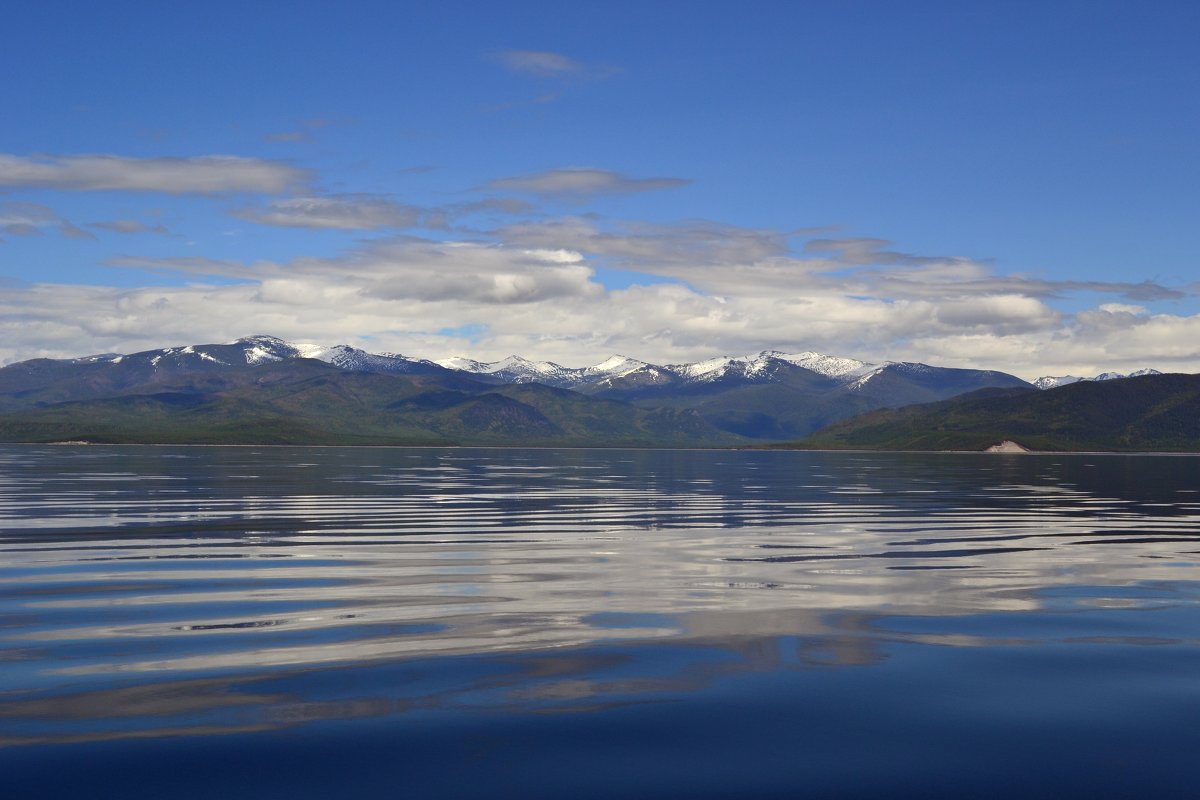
top-left (1, 445), bottom-right (1199, 747)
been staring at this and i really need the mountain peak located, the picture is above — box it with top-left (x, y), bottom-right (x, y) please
top-left (1033, 368), bottom-right (1163, 390)
top-left (760, 351), bottom-right (876, 379)
top-left (587, 354), bottom-right (648, 373)
top-left (593, 354), bottom-right (633, 369)
top-left (234, 334), bottom-right (289, 346)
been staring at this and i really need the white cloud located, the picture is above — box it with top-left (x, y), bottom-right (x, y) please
top-left (236, 195), bottom-right (535, 231)
top-left (499, 217), bottom-right (786, 267)
top-left (1097, 303), bottom-right (1146, 315)
top-left (0, 201), bottom-right (59, 233)
top-left (926, 294), bottom-right (1062, 335)
top-left (0, 154), bottom-right (307, 194)
top-left (3, 223), bottom-right (1197, 381)
top-left (0, 231), bottom-right (1190, 383)
top-left (235, 195), bottom-right (422, 230)
top-left (0, 201), bottom-right (96, 241)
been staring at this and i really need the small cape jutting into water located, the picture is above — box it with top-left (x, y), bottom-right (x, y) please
top-left (985, 440), bottom-right (1031, 453)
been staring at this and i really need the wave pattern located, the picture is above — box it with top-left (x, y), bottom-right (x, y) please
top-left (2, 445), bottom-right (1200, 747)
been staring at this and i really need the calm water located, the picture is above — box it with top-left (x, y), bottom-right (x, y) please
top-left (2, 445), bottom-right (1200, 798)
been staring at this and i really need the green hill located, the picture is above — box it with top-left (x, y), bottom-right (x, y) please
top-left (792, 373), bottom-right (1200, 452)
top-left (0, 361), bottom-right (741, 448)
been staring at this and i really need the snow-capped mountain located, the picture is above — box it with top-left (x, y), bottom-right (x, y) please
top-left (55, 336), bottom-right (1034, 401)
top-left (437, 348), bottom-right (883, 391)
top-left (579, 356), bottom-right (674, 391)
top-left (433, 354), bottom-right (586, 388)
top-left (660, 350), bottom-right (874, 384)
top-left (0, 334), bottom-right (1039, 441)
top-left (73, 335), bottom-right (446, 376)
top-left (1033, 368), bottom-right (1162, 390)
top-left (766, 351), bottom-right (877, 380)
top-left (433, 352), bottom-right (675, 390)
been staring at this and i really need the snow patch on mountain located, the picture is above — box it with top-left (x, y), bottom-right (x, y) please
top-left (665, 350), bottom-right (880, 384)
top-left (490, 356), bottom-right (574, 381)
top-left (73, 353), bottom-right (123, 364)
top-left (436, 356), bottom-right (489, 372)
top-left (42, 335), bottom-right (1037, 397)
top-left (439, 355), bottom-right (584, 387)
top-left (244, 346), bottom-right (283, 365)
top-left (678, 356), bottom-right (738, 380)
top-left (845, 367), bottom-right (888, 392)
top-left (1034, 368), bottom-right (1162, 389)
top-left (438, 352), bottom-right (672, 389)
top-left (1033, 375), bottom-right (1084, 390)
top-left (584, 355), bottom-right (650, 378)
top-left (292, 342), bottom-right (332, 360)
top-left (763, 351), bottom-right (875, 379)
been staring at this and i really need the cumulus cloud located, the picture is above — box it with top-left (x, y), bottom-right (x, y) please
top-left (283, 238), bottom-right (598, 305)
top-left (3, 209), bottom-right (1197, 380)
top-left (0, 154), bottom-right (307, 194)
top-left (1097, 303), bottom-right (1146, 315)
top-left (486, 168), bottom-right (690, 198)
top-left (4, 225), bottom-right (1196, 382)
top-left (108, 238), bottom-right (599, 306)
top-left (106, 255), bottom-right (257, 279)
top-left (500, 217), bottom-right (789, 271)
top-left (0, 239), bottom-right (607, 363)
top-left (804, 237), bottom-right (957, 266)
top-left (925, 294), bottom-right (1063, 335)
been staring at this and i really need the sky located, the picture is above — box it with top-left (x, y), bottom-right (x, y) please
top-left (1, 0), bottom-right (1197, 380)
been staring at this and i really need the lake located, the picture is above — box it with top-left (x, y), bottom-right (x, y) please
top-left (2, 445), bottom-right (1199, 798)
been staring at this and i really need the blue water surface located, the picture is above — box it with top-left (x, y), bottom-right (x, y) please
top-left (1, 446), bottom-right (1199, 798)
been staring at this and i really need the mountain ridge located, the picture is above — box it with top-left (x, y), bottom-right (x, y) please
top-left (792, 373), bottom-right (1200, 452)
top-left (2, 334), bottom-right (1176, 447)
top-left (1032, 368), bottom-right (1163, 390)
top-left (3, 335), bottom-right (1036, 440)
top-left (47, 334), bottom-right (1158, 395)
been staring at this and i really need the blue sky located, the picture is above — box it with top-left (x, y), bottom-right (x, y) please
top-left (1, 0), bottom-right (1197, 378)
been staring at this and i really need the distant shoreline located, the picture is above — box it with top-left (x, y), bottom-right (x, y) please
top-left (10, 441), bottom-right (1200, 456)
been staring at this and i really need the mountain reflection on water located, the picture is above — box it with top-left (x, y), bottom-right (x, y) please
top-left (2, 446), bottom-right (1199, 798)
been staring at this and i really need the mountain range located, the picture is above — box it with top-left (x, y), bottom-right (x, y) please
top-left (796, 372), bottom-right (1200, 452)
top-left (0, 351), bottom-right (724, 448)
top-left (1031, 368), bottom-right (1163, 390)
top-left (0, 335), bottom-right (1176, 448)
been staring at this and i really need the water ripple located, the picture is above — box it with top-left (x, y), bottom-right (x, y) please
top-left (2, 445), bottom-right (1200, 747)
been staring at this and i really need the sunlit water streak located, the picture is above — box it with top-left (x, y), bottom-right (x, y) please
top-left (2, 445), bottom-right (1200, 798)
